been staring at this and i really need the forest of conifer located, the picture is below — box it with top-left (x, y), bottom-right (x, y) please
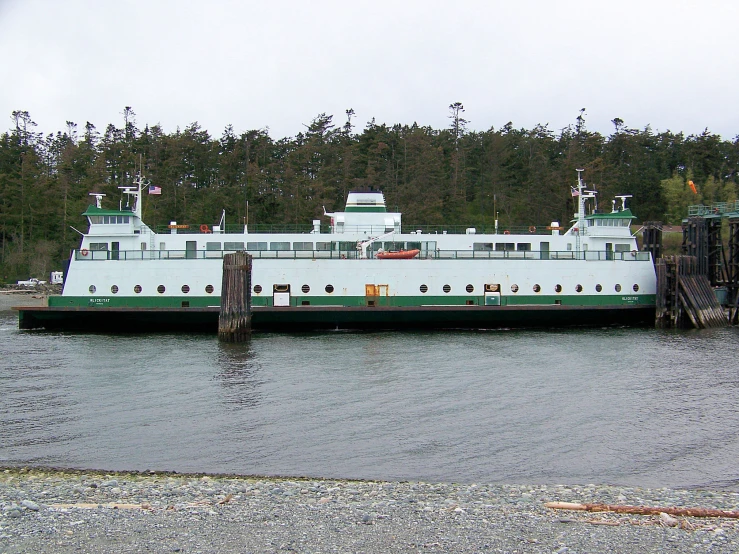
top-left (1, 105), bottom-right (737, 282)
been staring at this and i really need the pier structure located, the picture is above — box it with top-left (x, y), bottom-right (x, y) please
top-left (218, 251), bottom-right (252, 342)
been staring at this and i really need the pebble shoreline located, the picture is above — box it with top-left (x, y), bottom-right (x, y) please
top-left (2, 468), bottom-right (739, 553)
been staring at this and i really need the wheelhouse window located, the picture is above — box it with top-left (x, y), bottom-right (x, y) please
top-left (90, 243), bottom-right (108, 251)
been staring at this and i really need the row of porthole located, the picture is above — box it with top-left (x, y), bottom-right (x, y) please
top-left (90, 284), bottom-right (216, 294)
top-left (253, 283), bottom-right (641, 294)
top-left (90, 282), bottom-right (641, 295)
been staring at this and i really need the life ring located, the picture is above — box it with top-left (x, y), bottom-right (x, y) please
top-left (503, 230), bottom-right (510, 235)
top-left (80, 248), bottom-right (89, 257)
top-left (529, 226), bottom-right (536, 233)
top-left (200, 224), bottom-right (211, 233)
top-left (631, 250), bottom-right (637, 257)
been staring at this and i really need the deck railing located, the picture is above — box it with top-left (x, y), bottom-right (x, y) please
top-left (74, 249), bottom-right (651, 262)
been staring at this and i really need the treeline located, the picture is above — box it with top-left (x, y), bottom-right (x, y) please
top-left (1, 106), bottom-right (738, 281)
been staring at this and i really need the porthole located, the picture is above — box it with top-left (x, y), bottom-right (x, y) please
top-left (134, 284), bottom-right (142, 294)
top-left (420, 284), bottom-right (428, 293)
top-left (325, 284), bottom-right (334, 293)
top-left (555, 284), bottom-right (562, 293)
top-left (111, 285), bottom-right (119, 294)
top-left (595, 284), bottom-right (602, 293)
top-left (511, 284), bottom-right (519, 293)
top-left (205, 284), bottom-right (214, 294)
top-left (615, 284), bottom-right (622, 292)
top-left (181, 285), bottom-right (190, 294)
top-left (533, 284), bottom-right (541, 293)
top-left (575, 284), bottom-right (583, 293)
top-left (157, 285), bottom-right (165, 294)
top-left (633, 284), bottom-right (639, 292)
top-left (88, 285), bottom-right (96, 294)
top-left (443, 284), bottom-right (451, 293)
top-left (253, 284), bottom-right (263, 294)
top-left (466, 284), bottom-right (474, 293)
top-left (301, 284), bottom-right (310, 294)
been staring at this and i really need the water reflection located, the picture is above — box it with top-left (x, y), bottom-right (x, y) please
top-left (215, 341), bottom-right (262, 408)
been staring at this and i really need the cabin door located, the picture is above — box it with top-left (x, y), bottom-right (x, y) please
top-left (605, 242), bottom-right (613, 261)
top-left (365, 284), bottom-right (389, 307)
top-left (186, 241), bottom-right (197, 259)
top-left (111, 242), bottom-right (120, 261)
top-left (539, 241), bottom-right (549, 260)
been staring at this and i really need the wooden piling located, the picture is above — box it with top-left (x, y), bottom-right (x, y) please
top-left (218, 252), bottom-right (252, 341)
top-left (655, 255), bottom-right (727, 329)
top-left (641, 221), bottom-right (663, 264)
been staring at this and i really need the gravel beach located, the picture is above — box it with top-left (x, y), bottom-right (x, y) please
top-left (2, 469), bottom-right (739, 553)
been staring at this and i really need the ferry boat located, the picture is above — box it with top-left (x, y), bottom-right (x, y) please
top-left (16, 170), bottom-right (657, 331)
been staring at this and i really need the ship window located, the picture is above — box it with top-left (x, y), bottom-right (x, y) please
top-left (533, 284), bottom-right (541, 293)
top-left (205, 284), bottom-right (214, 294)
top-left (88, 216), bottom-right (102, 224)
top-left (511, 284), bottom-right (519, 293)
top-left (206, 242), bottom-right (221, 251)
top-left (473, 242), bottom-right (494, 251)
top-left (89, 285), bottom-right (96, 294)
top-left (141, 243), bottom-right (147, 251)
top-left (595, 284), bottom-right (602, 292)
top-left (111, 285), bottom-right (118, 294)
top-left (575, 284), bottom-right (583, 293)
top-left (420, 284), bottom-right (428, 293)
top-left (633, 284), bottom-right (639, 292)
top-left (253, 285), bottom-right (262, 294)
top-left (316, 242), bottom-right (332, 251)
top-left (181, 285), bottom-right (190, 294)
top-left (555, 284), bottom-right (562, 293)
top-left (615, 284), bottom-right (622, 292)
top-left (90, 242), bottom-right (108, 251)
top-left (516, 243), bottom-right (531, 251)
top-left (325, 284), bottom-right (334, 293)
top-left (466, 284), bottom-right (474, 293)
top-left (301, 284), bottom-right (310, 293)
top-left (566, 243), bottom-right (572, 251)
top-left (160, 242), bottom-right (166, 250)
top-left (157, 285), bottom-right (165, 294)
top-left (293, 242), bottom-right (314, 251)
top-left (443, 284), bottom-right (451, 293)
top-left (134, 284), bottom-right (142, 293)
top-left (270, 242), bottom-right (290, 251)
top-left (495, 243), bottom-right (515, 251)
top-left (246, 242), bottom-right (268, 250)
top-left (224, 241), bottom-right (245, 251)
top-left (614, 244), bottom-right (631, 252)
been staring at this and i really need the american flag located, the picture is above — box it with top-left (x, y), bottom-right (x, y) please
top-left (148, 185), bottom-right (162, 195)
top-left (571, 187), bottom-right (580, 197)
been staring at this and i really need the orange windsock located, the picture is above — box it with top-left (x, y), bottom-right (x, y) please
top-left (689, 180), bottom-right (697, 194)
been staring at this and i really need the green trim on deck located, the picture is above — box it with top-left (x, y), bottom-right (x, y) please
top-left (82, 205), bottom-right (136, 217)
top-left (343, 206), bottom-right (387, 213)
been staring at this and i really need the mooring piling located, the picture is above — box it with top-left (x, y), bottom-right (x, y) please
top-left (218, 252), bottom-right (252, 341)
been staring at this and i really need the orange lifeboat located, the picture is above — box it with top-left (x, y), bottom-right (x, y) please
top-left (376, 249), bottom-right (420, 260)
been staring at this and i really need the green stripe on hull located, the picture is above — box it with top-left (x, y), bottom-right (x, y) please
top-left (50, 294), bottom-right (656, 309)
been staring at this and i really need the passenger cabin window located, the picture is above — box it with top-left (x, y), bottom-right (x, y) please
top-left (316, 242), bottom-right (331, 251)
top-left (90, 242), bottom-right (108, 251)
top-left (495, 243), bottom-right (515, 251)
top-left (473, 243), bottom-right (494, 251)
top-left (246, 242), bottom-right (268, 250)
top-left (614, 244), bottom-right (631, 252)
top-left (224, 241), bottom-right (245, 251)
top-left (293, 242), bottom-right (313, 251)
top-left (270, 242), bottom-right (290, 251)
top-left (206, 242), bottom-right (222, 250)
top-left (516, 243), bottom-right (531, 251)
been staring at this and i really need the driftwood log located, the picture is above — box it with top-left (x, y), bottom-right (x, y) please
top-left (545, 501), bottom-right (739, 519)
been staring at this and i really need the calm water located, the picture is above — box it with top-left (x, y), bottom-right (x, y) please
top-left (1, 310), bottom-right (739, 490)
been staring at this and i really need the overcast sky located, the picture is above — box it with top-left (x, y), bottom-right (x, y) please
top-left (1, 0), bottom-right (737, 142)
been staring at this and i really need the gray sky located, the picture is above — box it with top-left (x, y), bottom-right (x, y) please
top-left (1, 0), bottom-right (737, 141)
